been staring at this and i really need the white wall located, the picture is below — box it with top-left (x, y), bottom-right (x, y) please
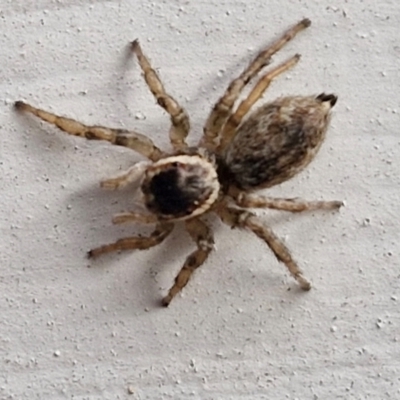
top-left (1, 1), bottom-right (399, 398)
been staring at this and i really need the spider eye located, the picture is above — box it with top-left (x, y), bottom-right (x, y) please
top-left (141, 155), bottom-right (220, 220)
top-left (148, 166), bottom-right (195, 215)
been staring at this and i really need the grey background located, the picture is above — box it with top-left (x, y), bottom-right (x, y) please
top-left (1, 0), bottom-right (399, 398)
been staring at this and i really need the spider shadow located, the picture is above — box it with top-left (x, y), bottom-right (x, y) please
top-left (218, 204), bottom-right (336, 298)
top-left (13, 90), bottom-right (212, 310)
top-left (65, 181), bottom-right (200, 310)
top-left (105, 42), bottom-right (161, 131)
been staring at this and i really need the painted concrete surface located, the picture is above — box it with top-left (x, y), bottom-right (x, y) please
top-left (1, 1), bottom-right (399, 399)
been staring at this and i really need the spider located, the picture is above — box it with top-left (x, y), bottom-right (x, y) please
top-left (15, 18), bottom-right (342, 306)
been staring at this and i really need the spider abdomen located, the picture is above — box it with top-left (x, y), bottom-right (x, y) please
top-left (223, 94), bottom-right (337, 190)
top-left (141, 154), bottom-right (220, 221)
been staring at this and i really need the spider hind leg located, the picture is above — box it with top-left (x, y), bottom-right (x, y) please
top-left (202, 18), bottom-right (311, 150)
top-left (216, 203), bottom-right (311, 291)
top-left (236, 193), bottom-right (344, 212)
top-left (218, 54), bottom-right (301, 151)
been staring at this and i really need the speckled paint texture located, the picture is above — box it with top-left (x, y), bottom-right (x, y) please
top-left (1, 1), bottom-right (399, 399)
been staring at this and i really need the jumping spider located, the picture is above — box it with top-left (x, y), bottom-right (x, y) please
top-left (15, 19), bottom-right (342, 306)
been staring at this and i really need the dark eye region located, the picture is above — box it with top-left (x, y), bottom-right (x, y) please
top-left (147, 165), bottom-right (205, 217)
top-left (149, 167), bottom-right (189, 215)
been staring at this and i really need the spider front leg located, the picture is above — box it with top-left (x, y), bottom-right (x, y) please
top-left (202, 18), bottom-right (311, 150)
top-left (216, 203), bottom-right (311, 291)
top-left (236, 193), bottom-right (343, 212)
top-left (132, 40), bottom-right (190, 151)
top-left (162, 218), bottom-right (214, 307)
top-left (14, 101), bottom-right (163, 161)
top-left (88, 222), bottom-right (174, 259)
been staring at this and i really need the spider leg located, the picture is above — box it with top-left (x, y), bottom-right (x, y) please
top-left (216, 203), bottom-right (311, 291)
top-left (14, 101), bottom-right (163, 161)
top-left (112, 212), bottom-right (158, 225)
top-left (162, 218), bottom-right (214, 307)
top-left (132, 40), bottom-right (190, 151)
top-left (236, 193), bottom-right (344, 212)
top-left (100, 161), bottom-right (150, 190)
top-left (202, 18), bottom-right (311, 150)
top-left (218, 54), bottom-right (300, 151)
top-left (88, 222), bottom-right (174, 259)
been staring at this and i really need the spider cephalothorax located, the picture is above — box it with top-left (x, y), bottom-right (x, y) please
top-left (15, 19), bottom-right (342, 306)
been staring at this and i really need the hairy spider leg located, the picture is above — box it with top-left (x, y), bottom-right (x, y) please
top-left (202, 18), bottom-right (311, 150)
top-left (162, 218), bottom-right (214, 306)
top-left (88, 222), bottom-right (174, 259)
top-left (236, 193), bottom-right (343, 212)
top-left (111, 212), bottom-right (158, 225)
top-left (216, 203), bottom-right (311, 291)
top-left (14, 101), bottom-right (163, 161)
top-left (218, 54), bottom-right (300, 151)
top-left (132, 40), bottom-right (190, 151)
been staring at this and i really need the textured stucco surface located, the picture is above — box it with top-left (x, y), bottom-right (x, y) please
top-left (1, 1), bottom-right (399, 399)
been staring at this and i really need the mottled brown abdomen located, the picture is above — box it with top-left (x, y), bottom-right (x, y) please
top-left (223, 94), bottom-right (337, 190)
